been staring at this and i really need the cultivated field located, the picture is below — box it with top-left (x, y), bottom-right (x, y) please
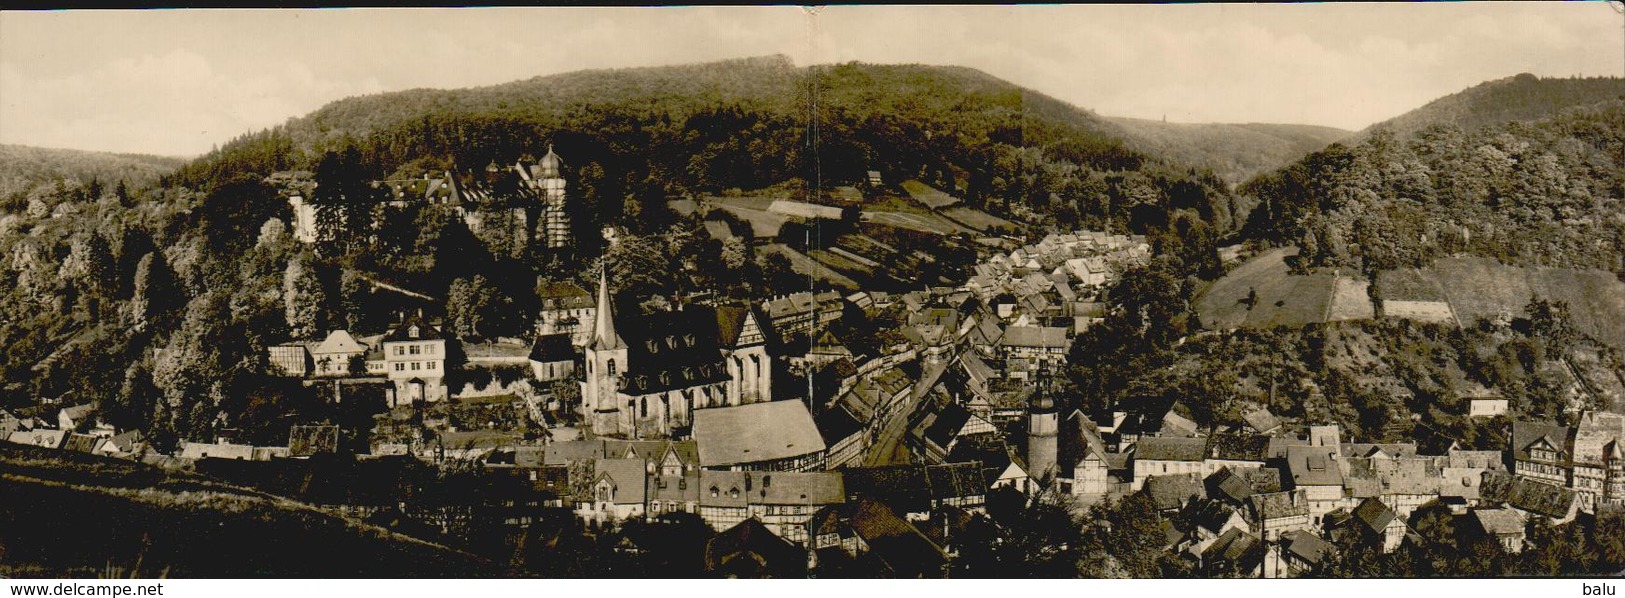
top-left (708, 195), bottom-right (792, 238)
top-left (1402, 258), bottom-right (1625, 348)
top-left (901, 180), bottom-right (962, 209)
top-left (940, 205), bottom-right (1018, 233)
top-left (1195, 247), bottom-right (1342, 330)
top-left (1374, 268), bottom-right (1446, 303)
top-left (759, 243), bottom-right (862, 290)
top-left (861, 210), bottom-right (974, 235)
top-left (1327, 276), bottom-right (1376, 321)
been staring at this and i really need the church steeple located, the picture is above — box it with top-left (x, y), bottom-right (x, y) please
top-left (589, 267), bottom-right (625, 351)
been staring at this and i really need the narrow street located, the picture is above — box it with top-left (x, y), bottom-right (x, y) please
top-left (862, 398), bottom-right (915, 466)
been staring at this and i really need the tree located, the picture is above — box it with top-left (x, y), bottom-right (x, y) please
top-left (128, 251), bottom-right (179, 331)
top-left (283, 253), bottom-right (327, 339)
top-left (61, 232), bottom-right (116, 318)
top-left (338, 269), bottom-right (368, 330)
top-left (446, 275), bottom-right (501, 339)
top-left (952, 487), bottom-right (1084, 578)
top-left (1524, 296), bottom-right (1575, 354)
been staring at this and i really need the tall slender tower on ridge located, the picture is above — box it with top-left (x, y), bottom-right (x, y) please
top-left (537, 145), bottom-right (573, 250)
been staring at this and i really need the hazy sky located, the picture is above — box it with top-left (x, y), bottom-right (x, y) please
top-left (2, 3), bottom-right (1621, 157)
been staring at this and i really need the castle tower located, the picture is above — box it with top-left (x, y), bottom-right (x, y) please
top-left (1027, 388), bottom-right (1060, 485)
top-left (537, 145), bottom-right (572, 250)
top-left (582, 267), bottom-right (628, 436)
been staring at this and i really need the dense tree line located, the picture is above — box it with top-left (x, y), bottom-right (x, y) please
top-left (1242, 101), bottom-right (1625, 277)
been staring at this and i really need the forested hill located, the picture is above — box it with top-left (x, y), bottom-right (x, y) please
top-left (174, 54), bottom-right (1222, 217)
top-left (1240, 98), bottom-right (1625, 277)
top-left (1105, 118), bottom-right (1351, 185)
top-left (173, 54), bottom-right (1150, 199)
top-left (1355, 73), bottom-right (1625, 142)
top-left (0, 144), bottom-right (184, 209)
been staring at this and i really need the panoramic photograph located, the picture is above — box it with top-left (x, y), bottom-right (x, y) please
top-left (1, 3), bottom-right (1623, 584)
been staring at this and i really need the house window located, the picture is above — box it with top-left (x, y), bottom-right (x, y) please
top-left (427, 344), bottom-right (436, 355)
top-left (410, 345), bottom-right (421, 355)
top-left (395, 346), bottom-right (404, 356)
top-left (427, 362), bottom-right (436, 370)
top-left (608, 359), bottom-right (617, 377)
top-left (640, 398), bottom-right (647, 418)
top-left (412, 362), bottom-right (421, 371)
top-left (395, 363), bottom-right (405, 372)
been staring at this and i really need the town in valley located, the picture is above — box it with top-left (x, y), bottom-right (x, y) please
top-left (2, 4), bottom-right (1624, 581)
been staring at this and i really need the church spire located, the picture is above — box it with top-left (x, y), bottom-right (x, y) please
top-left (589, 266), bottom-right (625, 351)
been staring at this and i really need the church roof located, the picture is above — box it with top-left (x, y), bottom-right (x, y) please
top-left (588, 270), bottom-right (626, 351)
top-left (616, 307), bottom-right (732, 395)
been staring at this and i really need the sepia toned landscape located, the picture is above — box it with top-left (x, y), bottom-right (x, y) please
top-left (1, 4), bottom-right (1623, 580)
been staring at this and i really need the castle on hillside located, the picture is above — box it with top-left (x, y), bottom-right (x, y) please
top-left (580, 270), bottom-right (774, 439)
top-left (282, 145), bottom-right (573, 251)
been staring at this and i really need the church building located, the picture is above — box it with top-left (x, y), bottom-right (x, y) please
top-left (580, 271), bottom-right (774, 439)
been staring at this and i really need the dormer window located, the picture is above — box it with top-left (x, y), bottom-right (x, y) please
top-left (666, 336), bottom-right (679, 350)
top-left (710, 486), bottom-right (719, 497)
top-left (729, 487), bottom-right (740, 499)
top-left (683, 333), bottom-right (695, 346)
top-left (408, 326), bottom-right (419, 339)
top-left (647, 339), bottom-right (660, 353)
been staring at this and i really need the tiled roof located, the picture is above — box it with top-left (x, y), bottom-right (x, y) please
top-left (1281, 530), bottom-right (1334, 565)
top-left (1249, 489), bottom-right (1310, 520)
top-left (1206, 467), bottom-right (1256, 504)
top-left (312, 330), bottom-right (366, 355)
top-left (1205, 432), bottom-right (1271, 461)
top-left (1511, 420), bottom-right (1573, 464)
top-left (1243, 408), bottom-right (1281, 434)
top-left (1136, 436), bottom-right (1207, 462)
top-left (1479, 470), bottom-right (1576, 519)
top-left (693, 401), bottom-right (825, 468)
top-left (704, 519), bottom-right (806, 578)
top-left (998, 326), bottom-right (1069, 349)
top-left (1284, 446), bottom-right (1345, 487)
top-left (1351, 497), bottom-right (1399, 534)
top-left (382, 316), bottom-right (445, 342)
top-left (749, 471), bottom-right (845, 505)
top-left (1144, 473), bottom-right (1206, 510)
top-left (1472, 508), bottom-right (1526, 536)
top-left (528, 333), bottom-right (575, 363)
top-left (593, 458), bottom-right (648, 505)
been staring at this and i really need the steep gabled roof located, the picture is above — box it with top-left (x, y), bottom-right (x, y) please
top-left (528, 333), bottom-right (575, 363)
top-left (1479, 470), bottom-right (1577, 519)
top-left (1351, 497), bottom-right (1399, 534)
top-left (1144, 473), bottom-right (1206, 510)
top-left (312, 330), bottom-right (367, 355)
top-left (704, 519), bottom-right (807, 578)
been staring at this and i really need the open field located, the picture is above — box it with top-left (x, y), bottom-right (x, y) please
top-left (861, 210), bottom-right (974, 235)
top-left (808, 248), bottom-right (880, 279)
top-left (1195, 247), bottom-right (1342, 330)
top-left (708, 195), bottom-right (792, 239)
top-left (759, 243), bottom-right (862, 290)
top-left (1374, 268), bottom-right (1446, 303)
top-left (1395, 258), bottom-right (1625, 348)
top-left (940, 205), bottom-right (1018, 233)
top-left (1327, 276), bottom-right (1375, 321)
top-left (900, 180), bottom-right (962, 209)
